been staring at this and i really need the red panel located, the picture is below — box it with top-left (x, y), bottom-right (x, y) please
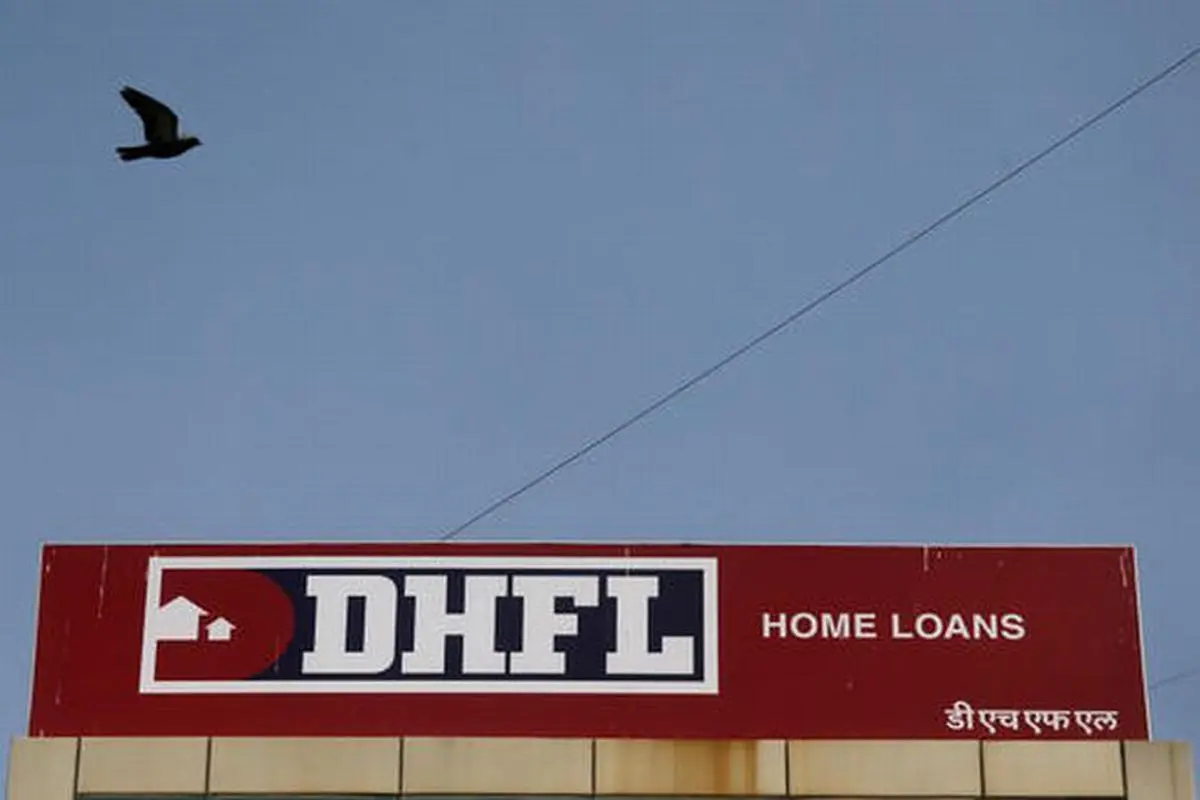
top-left (28, 542), bottom-right (1148, 739)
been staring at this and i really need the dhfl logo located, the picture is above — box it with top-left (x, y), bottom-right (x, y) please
top-left (139, 556), bottom-right (719, 694)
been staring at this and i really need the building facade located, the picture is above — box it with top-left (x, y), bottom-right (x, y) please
top-left (8, 736), bottom-right (1196, 799)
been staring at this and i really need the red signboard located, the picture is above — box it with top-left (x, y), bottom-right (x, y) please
top-left (28, 542), bottom-right (1149, 739)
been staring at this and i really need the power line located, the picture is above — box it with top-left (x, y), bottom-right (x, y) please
top-left (442, 43), bottom-right (1200, 541)
top-left (1149, 665), bottom-right (1200, 693)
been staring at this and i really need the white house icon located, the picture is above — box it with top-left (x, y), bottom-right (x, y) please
top-left (154, 596), bottom-right (235, 643)
top-left (206, 617), bottom-right (236, 642)
top-left (155, 596), bottom-right (208, 641)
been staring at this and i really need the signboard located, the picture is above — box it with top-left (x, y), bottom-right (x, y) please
top-left (28, 542), bottom-right (1149, 739)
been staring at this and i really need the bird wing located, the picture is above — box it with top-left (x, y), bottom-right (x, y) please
top-left (120, 86), bottom-right (180, 143)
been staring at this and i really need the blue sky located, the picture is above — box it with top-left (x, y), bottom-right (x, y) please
top-left (2, 0), bottom-right (1198, 761)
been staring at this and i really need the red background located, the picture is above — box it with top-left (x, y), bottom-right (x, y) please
top-left (28, 542), bottom-right (1149, 739)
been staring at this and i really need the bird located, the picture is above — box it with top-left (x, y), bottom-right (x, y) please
top-left (116, 86), bottom-right (202, 162)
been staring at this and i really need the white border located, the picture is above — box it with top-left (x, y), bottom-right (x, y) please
top-left (1130, 546), bottom-right (1153, 737)
top-left (25, 544), bottom-right (49, 733)
top-left (139, 555), bottom-right (719, 696)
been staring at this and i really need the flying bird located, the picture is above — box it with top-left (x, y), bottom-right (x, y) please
top-left (116, 86), bottom-right (202, 162)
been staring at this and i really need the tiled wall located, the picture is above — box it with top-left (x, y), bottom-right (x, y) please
top-left (6, 737), bottom-right (1195, 800)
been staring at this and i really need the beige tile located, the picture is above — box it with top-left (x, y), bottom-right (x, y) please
top-left (6, 738), bottom-right (77, 800)
top-left (78, 737), bottom-right (208, 794)
top-left (595, 738), bottom-right (786, 796)
top-left (788, 740), bottom-right (981, 797)
top-left (983, 741), bottom-right (1124, 797)
top-left (209, 737), bottom-right (400, 795)
top-left (403, 737), bottom-right (590, 795)
top-left (1125, 741), bottom-right (1195, 800)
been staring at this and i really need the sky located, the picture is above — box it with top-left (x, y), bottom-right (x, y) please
top-left (2, 0), bottom-right (1199, 768)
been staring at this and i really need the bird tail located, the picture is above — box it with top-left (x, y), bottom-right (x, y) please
top-left (116, 145), bottom-right (150, 162)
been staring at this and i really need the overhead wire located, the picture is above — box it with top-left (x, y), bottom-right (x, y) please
top-left (1149, 665), bottom-right (1200, 693)
top-left (442, 43), bottom-right (1200, 540)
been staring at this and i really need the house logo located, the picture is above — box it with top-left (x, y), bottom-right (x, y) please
top-left (142, 563), bottom-right (296, 685)
top-left (139, 555), bottom-right (719, 695)
top-left (154, 596), bottom-right (236, 642)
